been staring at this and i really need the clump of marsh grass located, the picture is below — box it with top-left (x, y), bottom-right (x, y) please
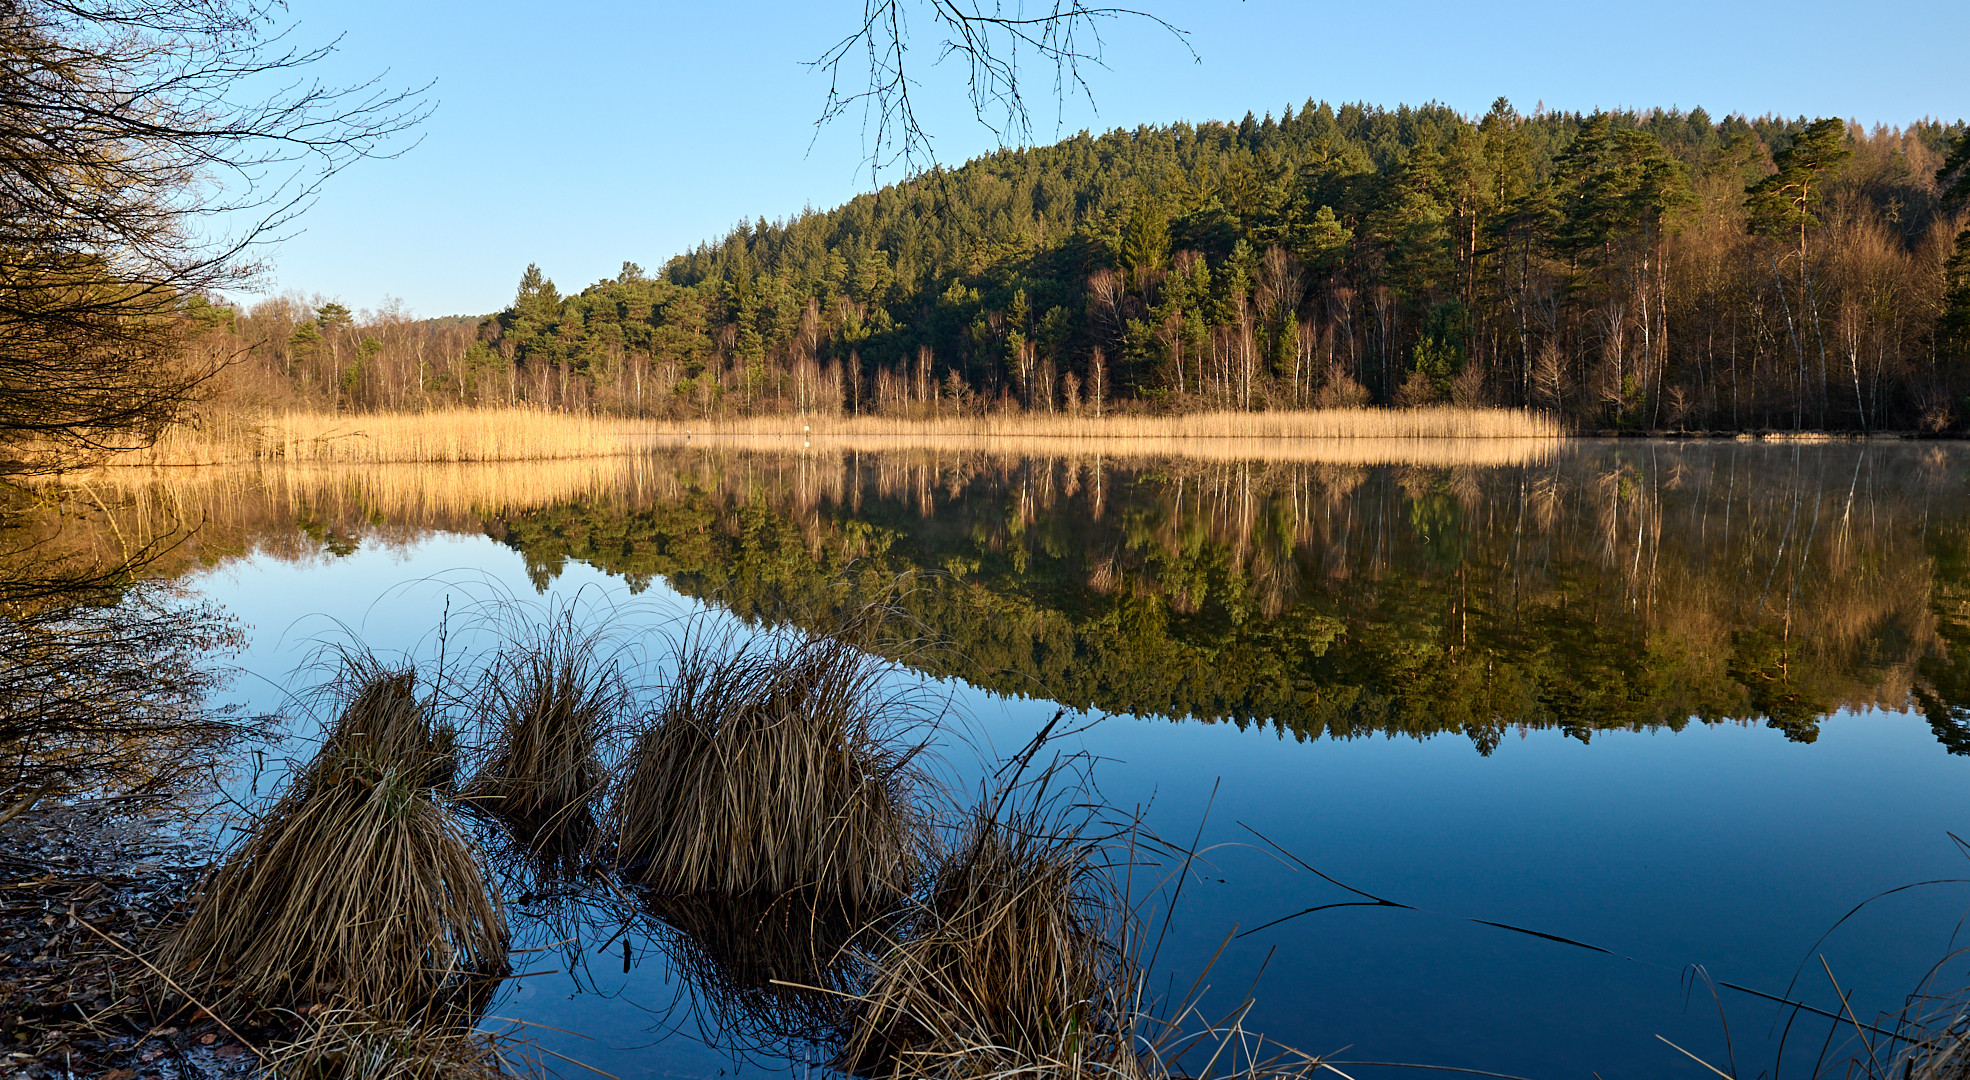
top-left (840, 799), bottom-right (1134, 1079)
top-left (609, 621), bottom-right (933, 906)
top-left (260, 1005), bottom-right (536, 1080)
top-left (158, 758), bottom-right (508, 1018)
top-left (839, 724), bottom-right (1328, 1080)
top-left (843, 806), bottom-right (1330, 1080)
top-left (158, 659), bottom-right (506, 1019)
top-left (461, 612), bottom-right (625, 844)
top-left (309, 654), bottom-right (457, 793)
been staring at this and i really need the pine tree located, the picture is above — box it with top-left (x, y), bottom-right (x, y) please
top-left (1938, 129), bottom-right (1970, 208)
top-left (1745, 118), bottom-right (1851, 259)
top-left (1940, 131), bottom-right (1970, 366)
top-left (316, 302), bottom-right (353, 333)
top-left (1746, 118), bottom-right (1851, 427)
top-left (514, 265), bottom-right (562, 325)
top-left (1120, 202), bottom-right (1170, 291)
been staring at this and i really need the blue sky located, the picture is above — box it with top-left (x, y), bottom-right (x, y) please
top-left (261, 0), bottom-right (1970, 318)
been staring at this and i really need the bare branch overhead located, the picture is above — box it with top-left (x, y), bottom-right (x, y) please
top-left (810, 0), bottom-right (1194, 179)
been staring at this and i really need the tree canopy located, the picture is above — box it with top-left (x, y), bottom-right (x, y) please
top-left (203, 99), bottom-right (1968, 433)
top-left (0, 0), bottom-right (425, 473)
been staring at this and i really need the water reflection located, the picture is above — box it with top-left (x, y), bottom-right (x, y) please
top-left (57, 441), bottom-right (1970, 757)
top-left (40, 442), bottom-right (1970, 1080)
top-left (630, 889), bottom-right (866, 1052)
top-left (0, 483), bottom-right (257, 819)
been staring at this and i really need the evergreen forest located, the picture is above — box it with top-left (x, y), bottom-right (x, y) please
top-left (207, 100), bottom-right (1970, 432)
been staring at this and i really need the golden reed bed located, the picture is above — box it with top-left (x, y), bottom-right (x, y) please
top-left (674, 407), bottom-right (1561, 442)
top-left (661, 431), bottom-right (1557, 467)
top-left (117, 409), bottom-right (667, 465)
top-left (62, 458), bottom-right (673, 531)
top-left (61, 434), bottom-right (1558, 569)
top-left (108, 406), bottom-right (1561, 467)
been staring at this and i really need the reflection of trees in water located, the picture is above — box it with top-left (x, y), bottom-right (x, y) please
top-left (37, 445), bottom-right (1970, 754)
top-left (0, 486), bottom-right (257, 822)
top-left (480, 443), bottom-right (1964, 752)
top-left (1915, 522), bottom-right (1970, 755)
top-left (0, 587), bottom-right (249, 820)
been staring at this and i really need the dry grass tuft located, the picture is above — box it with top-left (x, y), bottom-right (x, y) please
top-left (1902, 1026), bottom-right (1970, 1080)
top-left (261, 1005), bottom-right (533, 1080)
top-left (1875, 976), bottom-right (1970, 1080)
top-left (310, 657), bottom-right (458, 794)
top-left (609, 624), bottom-right (932, 906)
top-left (158, 756), bottom-right (508, 1018)
top-left (836, 720), bottom-right (1329, 1080)
top-left (840, 802), bottom-right (1135, 1079)
top-left (158, 661), bottom-right (505, 1019)
top-left (461, 613), bottom-right (623, 843)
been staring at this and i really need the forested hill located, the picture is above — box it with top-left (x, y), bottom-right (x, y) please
top-left (225, 100), bottom-right (1970, 432)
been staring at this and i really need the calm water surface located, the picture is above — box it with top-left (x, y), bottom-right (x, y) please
top-left (139, 440), bottom-right (1970, 1079)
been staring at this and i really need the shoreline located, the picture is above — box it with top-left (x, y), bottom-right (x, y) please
top-left (78, 406), bottom-right (1970, 470)
top-left (97, 406), bottom-right (1557, 467)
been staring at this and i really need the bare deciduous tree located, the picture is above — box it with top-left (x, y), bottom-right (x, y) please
top-left (0, 0), bottom-right (430, 472)
top-left (811, 0), bottom-right (1191, 175)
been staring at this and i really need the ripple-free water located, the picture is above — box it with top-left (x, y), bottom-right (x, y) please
top-left (154, 441), bottom-right (1970, 1079)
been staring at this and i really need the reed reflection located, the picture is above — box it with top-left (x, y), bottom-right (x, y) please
top-left (55, 441), bottom-right (1970, 754)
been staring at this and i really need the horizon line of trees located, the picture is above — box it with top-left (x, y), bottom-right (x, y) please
top-left (200, 100), bottom-right (1970, 432)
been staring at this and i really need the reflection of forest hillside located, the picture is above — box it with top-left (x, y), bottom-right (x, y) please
top-left (44, 445), bottom-right (1970, 753)
top-left (476, 443), bottom-right (1960, 751)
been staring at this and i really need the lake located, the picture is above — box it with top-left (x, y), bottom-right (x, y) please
top-left (87, 438), bottom-right (1970, 1079)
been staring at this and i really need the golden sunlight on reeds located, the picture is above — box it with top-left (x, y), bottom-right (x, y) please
top-left (67, 457), bottom-right (667, 528)
top-left (63, 432), bottom-right (1556, 560)
top-left (111, 406), bottom-right (1560, 466)
top-left (666, 406), bottom-right (1562, 441)
top-left (661, 407), bottom-right (1562, 465)
top-left (114, 408), bottom-right (668, 465)
top-left (663, 432), bottom-right (1560, 467)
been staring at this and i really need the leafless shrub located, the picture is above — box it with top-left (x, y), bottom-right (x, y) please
top-left (0, 0), bottom-right (428, 472)
top-left (1449, 364), bottom-right (1488, 408)
top-left (1313, 364), bottom-right (1370, 409)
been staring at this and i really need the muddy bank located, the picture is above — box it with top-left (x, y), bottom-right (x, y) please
top-left (0, 801), bottom-right (255, 1080)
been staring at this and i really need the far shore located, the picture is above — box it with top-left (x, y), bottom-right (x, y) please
top-left (84, 406), bottom-right (1962, 470)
